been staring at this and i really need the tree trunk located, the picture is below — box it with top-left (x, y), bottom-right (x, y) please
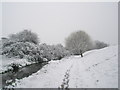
top-left (80, 53), bottom-right (83, 57)
top-left (80, 49), bottom-right (83, 57)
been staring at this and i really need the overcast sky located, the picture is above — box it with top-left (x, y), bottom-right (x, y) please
top-left (2, 2), bottom-right (118, 46)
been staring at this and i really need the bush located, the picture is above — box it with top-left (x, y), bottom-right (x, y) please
top-left (1, 37), bottom-right (70, 62)
top-left (9, 30), bottom-right (39, 44)
top-left (39, 43), bottom-right (70, 60)
top-left (1, 30), bottom-right (70, 62)
top-left (52, 44), bottom-right (71, 59)
top-left (11, 63), bottom-right (20, 73)
top-left (1, 30), bottom-right (43, 63)
top-left (2, 42), bottom-right (43, 63)
top-left (94, 40), bottom-right (108, 49)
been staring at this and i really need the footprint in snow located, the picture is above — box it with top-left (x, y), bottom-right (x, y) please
top-left (96, 80), bottom-right (99, 82)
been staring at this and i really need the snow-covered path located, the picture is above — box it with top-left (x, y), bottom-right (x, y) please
top-left (8, 45), bottom-right (118, 88)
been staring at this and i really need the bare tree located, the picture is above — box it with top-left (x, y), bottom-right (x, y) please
top-left (65, 30), bottom-right (93, 57)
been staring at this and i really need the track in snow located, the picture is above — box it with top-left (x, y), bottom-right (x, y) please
top-left (59, 64), bottom-right (73, 89)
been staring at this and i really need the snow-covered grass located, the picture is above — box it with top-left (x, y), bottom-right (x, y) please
top-left (6, 45), bottom-right (118, 88)
top-left (0, 55), bottom-right (35, 73)
top-left (68, 45), bottom-right (118, 88)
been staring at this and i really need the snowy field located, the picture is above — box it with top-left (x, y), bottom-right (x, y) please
top-left (7, 45), bottom-right (118, 88)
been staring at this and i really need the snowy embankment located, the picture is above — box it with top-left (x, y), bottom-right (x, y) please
top-left (7, 45), bottom-right (118, 88)
top-left (0, 56), bottom-right (35, 73)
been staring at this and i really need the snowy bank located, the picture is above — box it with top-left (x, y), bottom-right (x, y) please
top-left (6, 45), bottom-right (118, 88)
top-left (0, 55), bottom-right (35, 73)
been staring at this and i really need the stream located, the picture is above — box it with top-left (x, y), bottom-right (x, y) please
top-left (1, 62), bottom-right (48, 88)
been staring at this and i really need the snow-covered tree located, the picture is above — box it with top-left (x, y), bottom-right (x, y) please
top-left (53, 44), bottom-right (71, 59)
top-left (1, 30), bottom-right (70, 62)
top-left (2, 41), bottom-right (43, 62)
top-left (1, 30), bottom-right (43, 62)
top-left (65, 30), bottom-right (93, 55)
top-left (9, 30), bottom-right (39, 44)
top-left (94, 40), bottom-right (108, 49)
top-left (39, 43), bottom-right (70, 60)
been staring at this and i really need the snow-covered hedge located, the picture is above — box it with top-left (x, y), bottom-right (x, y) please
top-left (1, 30), bottom-right (71, 65)
top-left (2, 41), bottom-right (43, 62)
top-left (39, 43), bottom-right (70, 61)
top-left (2, 41), bottom-right (70, 62)
top-left (9, 30), bottom-right (39, 44)
top-left (94, 40), bottom-right (108, 49)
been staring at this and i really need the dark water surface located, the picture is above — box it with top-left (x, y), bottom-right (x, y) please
top-left (1, 62), bottom-right (48, 88)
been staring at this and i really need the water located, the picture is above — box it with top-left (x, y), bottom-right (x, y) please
top-left (1, 62), bottom-right (48, 88)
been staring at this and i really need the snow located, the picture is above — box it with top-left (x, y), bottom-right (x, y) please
top-left (0, 55), bottom-right (35, 73)
top-left (7, 45), bottom-right (118, 88)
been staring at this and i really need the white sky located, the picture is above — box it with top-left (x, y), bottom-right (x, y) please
top-left (2, 2), bottom-right (118, 46)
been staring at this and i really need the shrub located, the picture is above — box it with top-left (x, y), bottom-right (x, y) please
top-left (39, 43), bottom-right (70, 60)
top-left (2, 42), bottom-right (43, 63)
top-left (9, 30), bottom-right (39, 44)
top-left (94, 40), bottom-right (108, 49)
